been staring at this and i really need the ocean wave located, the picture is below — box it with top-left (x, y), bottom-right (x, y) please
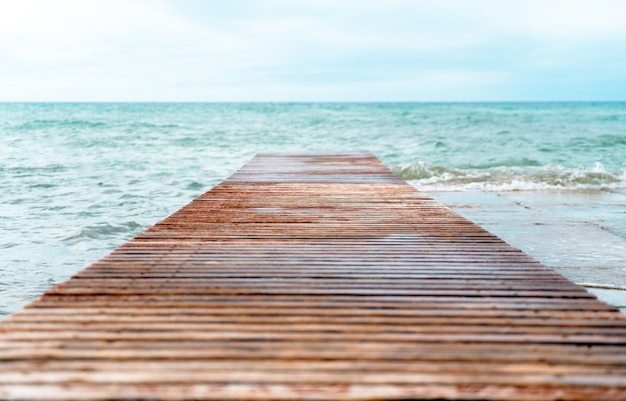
top-left (392, 162), bottom-right (626, 191)
top-left (128, 122), bottom-right (183, 130)
top-left (61, 221), bottom-right (143, 244)
top-left (16, 119), bottom-right (108, 130)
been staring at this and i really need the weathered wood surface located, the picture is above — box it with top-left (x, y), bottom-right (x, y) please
top-left (1, 153), bottom-right (625, 400)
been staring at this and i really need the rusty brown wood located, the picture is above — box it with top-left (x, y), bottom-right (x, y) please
top-left (1, 152), bottom-right (625, 400)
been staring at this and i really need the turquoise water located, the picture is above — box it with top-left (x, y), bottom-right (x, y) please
top-left (1, 102), bottom-right (625, 315)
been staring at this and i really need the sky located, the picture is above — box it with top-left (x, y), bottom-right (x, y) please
top-left (0, 0), bottom-right (625, 102)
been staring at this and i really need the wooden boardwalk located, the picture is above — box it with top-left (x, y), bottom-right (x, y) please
top-left (1, 153), bottom-right (625, 400)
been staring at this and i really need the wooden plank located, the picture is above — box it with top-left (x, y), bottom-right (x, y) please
top-left (1, 152), bottom-right (625, 400)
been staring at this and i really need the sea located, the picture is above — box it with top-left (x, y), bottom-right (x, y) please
top-left (1, 102), bottom-right (625, 316)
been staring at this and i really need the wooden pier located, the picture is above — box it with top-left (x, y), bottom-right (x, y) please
top-left (1, 153), bottom-right (625, 400)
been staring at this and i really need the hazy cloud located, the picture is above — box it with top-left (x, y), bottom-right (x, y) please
top-left (0, 0), bottom-right (624, 101)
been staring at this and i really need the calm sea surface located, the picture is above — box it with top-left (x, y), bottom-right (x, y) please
top-left (1, 102), bottom-right (625, 315)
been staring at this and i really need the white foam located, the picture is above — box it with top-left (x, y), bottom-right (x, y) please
top-left (579, 283), bottom-right (626, 291)
top-left (394, 162), bottom-right (626, 192)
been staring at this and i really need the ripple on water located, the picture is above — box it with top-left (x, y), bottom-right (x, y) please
top-left (61, 221), bottom-right (143, 244)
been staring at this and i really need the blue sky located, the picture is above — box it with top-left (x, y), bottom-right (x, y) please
top-left (0, 0), bottom-right (624, 101)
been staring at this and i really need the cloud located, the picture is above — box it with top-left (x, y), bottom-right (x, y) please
top-left (0, 0), bottom-right (263, 99)
top-left (521, 0), bottom-right (626, 40)
top-left (0, 0), bottom-right (624, 101)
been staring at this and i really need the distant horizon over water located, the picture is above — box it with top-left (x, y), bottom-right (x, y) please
top-left (1, 101), bottom-right (624, 315)
top-left (3, 100), bottom-right (624, 104)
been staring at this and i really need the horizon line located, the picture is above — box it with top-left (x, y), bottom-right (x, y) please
top-left (1, 100), bottom-right (624, 104)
